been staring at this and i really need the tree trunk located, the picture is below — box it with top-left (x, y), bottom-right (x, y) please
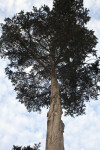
top-left (46, 75), bottom-right (65, 150)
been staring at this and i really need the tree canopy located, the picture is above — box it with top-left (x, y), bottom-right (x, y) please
top-left (0, 0), bottom-right (100, 116)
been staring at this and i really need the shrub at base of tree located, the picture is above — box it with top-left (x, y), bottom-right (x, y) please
top-left (12, 143), bottom-right (41, 150)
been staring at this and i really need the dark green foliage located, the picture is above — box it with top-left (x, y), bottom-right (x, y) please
top-left (0, 0), bottom-right (100, 116)
top-left (12, 143), bottom-right (41, 150)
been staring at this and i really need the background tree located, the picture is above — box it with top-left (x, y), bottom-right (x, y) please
top-left (12, 143), bottom-right (41, 150)
top-left (0, 0), bottom-right (100, 149)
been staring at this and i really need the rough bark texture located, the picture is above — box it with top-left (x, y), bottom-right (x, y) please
top-left (46, 75), bottom-right (65, 150)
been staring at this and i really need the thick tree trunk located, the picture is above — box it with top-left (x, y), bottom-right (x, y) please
top-left (46, 75), bottom-right (65, 150)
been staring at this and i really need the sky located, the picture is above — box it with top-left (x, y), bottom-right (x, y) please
top-left (0, 0), bottom-right (100, 150)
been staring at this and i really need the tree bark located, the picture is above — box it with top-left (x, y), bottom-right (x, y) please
top-left (45, 75), bottom-right (65, 150)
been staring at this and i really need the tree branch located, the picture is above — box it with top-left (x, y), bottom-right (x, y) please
top-left (28, 31), bottom-right (50, 52)
top-left (33, 54), bottom-right (50, 73)
top-left (17, 38), bottom-right (51, 74)
top-left (35, 38), bottom-right (50, 52)
top-left (55, 54), bottom-right (63, 66)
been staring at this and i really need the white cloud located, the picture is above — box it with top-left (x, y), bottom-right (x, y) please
top-left (86, 19), bottom-right (100, 55)
top-left (0, 86), bottom-right (48, 149)
top-left (14, 0), bottom-right (34, 13)
top-left (34, 0), bottom-right (53, 9)
top-left (84, 0), bottom-right (95, 9)
top-left (84, 0), bottom-right (100, 10)
top-left (0, 0), bottom-right (53, 22)
top-left (63, 101), bottom-right (100, 150)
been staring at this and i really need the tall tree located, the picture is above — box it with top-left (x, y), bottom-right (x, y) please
top-left (0, 0), bottom-right (100, 149)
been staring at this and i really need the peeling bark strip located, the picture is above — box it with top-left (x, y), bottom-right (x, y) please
top-left (46, 76), bottom-right (64, 150)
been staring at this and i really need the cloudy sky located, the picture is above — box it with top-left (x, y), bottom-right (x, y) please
top-left (0, 0), bottom-right (100, 150)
